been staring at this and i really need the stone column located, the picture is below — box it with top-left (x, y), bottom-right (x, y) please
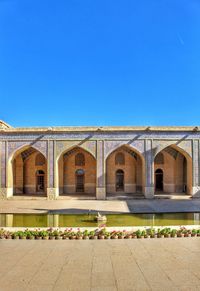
top-left (96, 140), bottom-right (106, 200)
top-left (47, 140), bottom-right (59, 200)
top-left (144, 139), bottom-right (154, 199)
top-left (192, 140), bottom-right (200, 197)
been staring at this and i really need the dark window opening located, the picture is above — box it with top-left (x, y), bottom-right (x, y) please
top-left (116, 169), bottom-right (124, 191)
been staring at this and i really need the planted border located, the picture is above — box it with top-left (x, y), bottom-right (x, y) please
top-left (0, 227), bottom-right (200, 240)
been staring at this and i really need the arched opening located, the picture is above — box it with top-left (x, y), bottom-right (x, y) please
top-left (75, 153), bottom-right (85, 166)
top-left (116, 169), bottom-right (124, 191)
top-left (35, 153), bottom-right (46, 166)
top-left (154, 145), bottom-right (192, 195)
top-left (58, 147), bottom-right (96, 196)
top-left (75, 169), bottom-right (85, 192)
top-left (106, 145), bottom-right (145, 196)
top-left (155, 153), bottom-right (164, 165)
top-left (115, 152), bottom-right (125, 165)
top-left (9, 146), bottom-right (47, 196)
top-left (155, 169), bottom-right (163, 191)
top-left (36, 170), bottom-right (45, 193)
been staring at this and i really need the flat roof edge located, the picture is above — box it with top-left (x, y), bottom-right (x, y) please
top-left (0, 126), bottom-right (200, 133)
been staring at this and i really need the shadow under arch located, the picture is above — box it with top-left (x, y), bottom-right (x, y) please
top-left (7, 145), bottom-right (47, 197)
top-left (55, 145), bottom-right (97, 196)
top-left (154, 144), bottom-right (192, 195)
top-left (106, 144), bottom-right (146, 195)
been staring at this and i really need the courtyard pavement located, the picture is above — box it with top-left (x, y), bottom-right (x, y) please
top-left (1, 198), bottom-right (200, 214)
top-left (1, 238), bottom-right (200, 290)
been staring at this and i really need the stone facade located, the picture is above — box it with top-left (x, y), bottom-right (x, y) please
top-left (1, 120), bottom-right (200, 200)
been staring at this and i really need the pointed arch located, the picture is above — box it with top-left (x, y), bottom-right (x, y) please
top-left (56, 144), bottom-right (96, 163)
top-left (105, 142), bottom-right (145, 160)
top-left (153, 142), bottom-right (192, 159)
top-left (154, 144), bottom-right (192, 194)
top-left (56, 146), bottom-right (96, 195)
top-left (106, 144), bottom-right (145, 164)
top-left (106, 144), bottom-right (145, 195)
top-left (8, 141), bottom-right (47, 161)
top-left (7, 145), bottom-right (47, 196)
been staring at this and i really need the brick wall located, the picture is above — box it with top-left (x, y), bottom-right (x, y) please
top-left (106, 149), bottom-right (143, 194)
top-left (59, 148), bottom-right (96, 194)
top-left (14, 152), bottom-right (47, 195)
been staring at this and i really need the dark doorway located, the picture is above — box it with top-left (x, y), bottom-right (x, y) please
top-left (116, 169), bottom-right (124, 191)
top-left (36, 170), bottom-right (45, 192)
top-left (155, 169), bottom-right (163, 191)
top-left (76, 169), bottom-right (85, 192)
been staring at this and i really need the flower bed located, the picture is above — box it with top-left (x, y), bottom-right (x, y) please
top-left (1, 227), bottom-right (200, 240)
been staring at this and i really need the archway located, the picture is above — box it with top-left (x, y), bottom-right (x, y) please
top-left (36, 170), bottom-right (45, 193)
top-left (75, 169), bottom-right (85, 192)
top-left (8, 146), bottom-right (47, 196)
top-left (116, 169), bottom-right (124, 191)
top-left (106, 145), bottom-right (145, 195)
top-left (155, 169), bottom-right (163, 191)
top-left (154, 145), bottom-right (192, 194)
top-left (58, 147), bottom-right (96, 196)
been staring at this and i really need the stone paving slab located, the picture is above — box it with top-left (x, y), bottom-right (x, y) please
top-left (1, 238), bottom-right (200, 290)
top-left (1, 198), bottom-right (200, 214)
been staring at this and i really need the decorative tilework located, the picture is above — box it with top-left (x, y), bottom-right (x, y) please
top-left (0, 188), bottom-right (6, 199)
top-left (56, 140), bottom-right (96, 159)
top-left (97, 141), bottom-right (104, 187)
top-left (152, 141), bottom-right (175, 158)
top-left (192, 140), bottom-right (199, 187)
top-left (178, 140), bottom-right (192, 157)
top-left (1, 129), bottom-right (200, 196)
top-left (152, 140), bottom-right (192, 158)
top-left (104, 140), bottom-right (145, 159)
top-left (0, 142), bottom-right (6, 187)
top-left (145, 140), bottom-right (153, 187)
top-left (7, 141), bottom-right (47, 159)
top-left (1, 131), bottom-right (200, 141)
top-left (48, 141), bottom-right (54, 188)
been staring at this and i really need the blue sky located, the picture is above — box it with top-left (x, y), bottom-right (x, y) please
top-left (0, 0), bottom-right (200, 127)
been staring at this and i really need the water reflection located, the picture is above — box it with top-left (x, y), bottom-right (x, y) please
top-left (0, 213), bottom-right (200, 228)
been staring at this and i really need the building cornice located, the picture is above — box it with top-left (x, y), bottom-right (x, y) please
top-left (0, 124), bottom-right (200, 134)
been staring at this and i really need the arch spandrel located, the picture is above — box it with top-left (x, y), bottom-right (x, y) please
top-left (8, 141), bottom-right (48, 160)
top-left (56, 141), bottom-right (96, 160)
top-left (177, 140), bottom-right (192, 157)
top-left (153, 140), bottom-right (192, 158)
top-left (105, 140), bottom-right (145, 160)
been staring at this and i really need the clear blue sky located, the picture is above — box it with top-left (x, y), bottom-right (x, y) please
top-left (0, 0), bottom-right (200, 127)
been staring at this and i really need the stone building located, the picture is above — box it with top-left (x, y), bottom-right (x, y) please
top-left (0, 120), bottom-right (200, 200)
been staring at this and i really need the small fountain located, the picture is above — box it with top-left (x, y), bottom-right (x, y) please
top-left (94, 212), bottom-right (107, 222)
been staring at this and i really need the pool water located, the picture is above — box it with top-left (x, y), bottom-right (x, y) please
top-left (1, 213), bottom-right (200, 227)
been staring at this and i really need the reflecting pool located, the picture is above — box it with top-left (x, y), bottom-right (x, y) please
top-left (1, 213), bottom-right (200, 227)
